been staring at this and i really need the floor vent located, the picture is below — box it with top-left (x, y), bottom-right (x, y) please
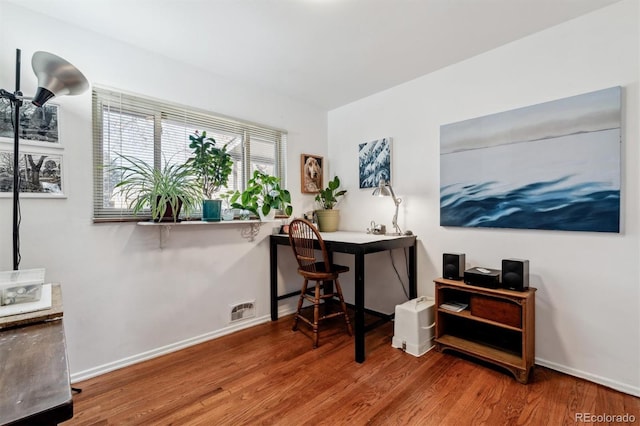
top-left (230, 301), bottom-right (256, 322)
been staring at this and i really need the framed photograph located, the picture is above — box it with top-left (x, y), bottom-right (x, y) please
top-left (0, 147), bottom-right (65, 197)
top-left (359, 137), bottom-right (391, 188)
top-left (301, 154), bottom-right (323, 193)
top-left (0, 98), bottom-right (60, 147)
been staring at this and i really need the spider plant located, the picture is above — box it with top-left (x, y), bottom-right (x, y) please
top-left (111, 153), bottom-right (202, 222)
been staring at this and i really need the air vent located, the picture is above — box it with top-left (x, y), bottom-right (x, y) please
top-left (230, 301), bottom-right (256, 322)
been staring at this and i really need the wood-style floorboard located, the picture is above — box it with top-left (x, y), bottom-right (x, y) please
top-left (63, 315), bottom-right (639, 425)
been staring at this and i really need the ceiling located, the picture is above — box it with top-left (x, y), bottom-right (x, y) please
top-left (8, 0), bottom-right (622, 110)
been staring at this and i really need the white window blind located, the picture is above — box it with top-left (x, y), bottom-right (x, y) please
top-left (92, 87), bottom-right (287, 221)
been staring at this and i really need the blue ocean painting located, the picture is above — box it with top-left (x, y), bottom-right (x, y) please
top-left (440, 87), bottom-right (621, 233)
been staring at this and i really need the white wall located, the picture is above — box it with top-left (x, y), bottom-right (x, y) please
top-left (1, 0), bottom-right (638, 397)
top-left (328, 0), bottom-right (639, 395)
top-left (0, 2), bottom-right (320, 380)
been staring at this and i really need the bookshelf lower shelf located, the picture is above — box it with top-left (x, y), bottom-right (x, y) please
top-left (435, 334), bottom-right (523, 368)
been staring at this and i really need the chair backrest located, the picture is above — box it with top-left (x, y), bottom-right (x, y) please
top-left (288, 218), bottom-right (330, 273)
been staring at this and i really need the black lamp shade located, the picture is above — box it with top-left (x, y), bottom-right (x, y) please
top-left (31, 87), bottom-right (55, 107)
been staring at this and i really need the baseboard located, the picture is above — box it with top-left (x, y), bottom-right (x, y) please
top-left (72, 313), bottom-right (639, 399)
top-left (70, 314), bottom-right (271, 384)
top-left (535, 357), bottom-right (640, 397)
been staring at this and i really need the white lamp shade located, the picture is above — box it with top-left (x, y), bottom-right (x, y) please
top-left (372, 179), bottom-right (392, 197)
top-left (31, 51), bottom-right (89, 106)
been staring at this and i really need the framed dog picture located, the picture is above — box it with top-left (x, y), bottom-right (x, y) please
top-left (301, 154), bottom-right (323, 193)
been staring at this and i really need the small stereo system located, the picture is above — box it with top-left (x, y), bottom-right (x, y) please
top-left (463, 267), bottom-right (501, 288)
top-left (443, 254), bottom-right (531, 292)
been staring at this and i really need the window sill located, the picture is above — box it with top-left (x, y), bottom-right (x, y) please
top-left (137, 219), bottom-right (282, 246)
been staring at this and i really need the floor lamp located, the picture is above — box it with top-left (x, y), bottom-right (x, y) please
top-left (372, 179), bottom-right (403, 236)
top-left (0, 48), bottom-right (88, 270)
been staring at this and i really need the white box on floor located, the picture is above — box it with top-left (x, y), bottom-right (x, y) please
top-left (392, 296), bottom-right (435, 357)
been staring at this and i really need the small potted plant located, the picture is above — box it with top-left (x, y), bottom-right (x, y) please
top-left (186, 130), bottom-right (233, 221)
top-left (111, 153), bottom-right (201, 222)
top-left (230, 170), bottom-right (293, 220)
top-left (219, 190), bottom-right (236, 220)
top-left (314, 176), bottom-right (347, 232)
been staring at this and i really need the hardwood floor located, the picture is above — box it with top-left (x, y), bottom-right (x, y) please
top-left (64, 315), bottom-right (639, 425)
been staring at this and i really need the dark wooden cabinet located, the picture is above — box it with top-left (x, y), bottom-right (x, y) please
top-left (434, 278), bottom-right (536, 383)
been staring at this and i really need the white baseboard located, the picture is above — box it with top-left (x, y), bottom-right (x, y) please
top-left (535, 357), bottom-right (640, 397)
top-left (72, 307), bottom-right (300, 384)
top-left (72, 312), bottom-right (639, 399)
top-left (70, 314), bottom-right (271, 383)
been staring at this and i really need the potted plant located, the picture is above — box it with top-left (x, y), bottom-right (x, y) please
top-left (186, 130), bottom-right (234, 221)
top-left (314, 176), bottom-right (347, 232)
top-left (230, 170), bottom-right (293, 220)
top-left (219, 190), bottom-right (236, 220)
top-left (111, 153), bottom-right (202, 222)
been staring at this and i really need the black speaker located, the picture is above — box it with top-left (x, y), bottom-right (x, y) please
top-left (443, 253), bottom-right (465, 280)
top-left (502, 259), bottom-right (529, 291)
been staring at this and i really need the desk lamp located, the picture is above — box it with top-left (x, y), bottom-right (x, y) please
top-left (1, 49), bottom-right (88, 270)
top-left (372, 179), bottom-right (402, 236)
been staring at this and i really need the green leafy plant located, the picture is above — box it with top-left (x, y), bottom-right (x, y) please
top-left (230, 170), bottom-right (293, 219)
top-left (111, 153), bottom-right (202, 222)
top-left (315, 176), bottom-right (347, 209)
top-left (186, 130), bottom-right (234, 199)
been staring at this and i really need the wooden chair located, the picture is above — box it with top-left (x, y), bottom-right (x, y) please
top-left (288, 218), bottom-right (353, 348)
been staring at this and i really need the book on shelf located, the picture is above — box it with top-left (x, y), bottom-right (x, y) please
top-left (439, 301), bottom-right (468, 312)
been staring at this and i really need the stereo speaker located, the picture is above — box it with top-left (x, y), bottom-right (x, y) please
top-left (443, 253), bottom-right (465, 280)
top-left (501, 258), bottom-right (529, 291)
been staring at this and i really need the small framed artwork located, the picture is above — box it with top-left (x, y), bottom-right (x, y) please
top-left (0, 147), bottom-right (65, 197)
top-left (301, 153), bottom-right (323, 193)
top-left (0, 99), bottom-right (60, 147)
top-left (359, 137), bottom-right (391, 188)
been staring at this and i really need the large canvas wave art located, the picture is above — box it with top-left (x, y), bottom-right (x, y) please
top-left (440, 87), bottom-right (621, 233)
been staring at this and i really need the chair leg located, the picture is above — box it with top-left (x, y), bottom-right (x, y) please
top-left (334, 278), bottom-right (353, 336)
top-left (312, 281), bottom-right (321, 348)
top-left (292, 279), bottom-right (309, 331)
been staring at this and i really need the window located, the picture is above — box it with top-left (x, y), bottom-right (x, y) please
top-left (92, 87), bottom-right (287, 221)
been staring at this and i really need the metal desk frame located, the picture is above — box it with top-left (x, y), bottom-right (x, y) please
top-left (270, 232), bottom-right (417, 363)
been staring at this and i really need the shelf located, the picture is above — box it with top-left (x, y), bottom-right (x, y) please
top-left (137, 219), bottom-right (275, 226)
top-left (435, 334), bottom-right (524, 369)
top-left (435, 277), bottom-right (535, 301)
top-left (137, 219), bottom-right (283, 246)
top-left (437, 307), bottom-right (522, 332)
top-left (434, 277), bottom-right (535, 384)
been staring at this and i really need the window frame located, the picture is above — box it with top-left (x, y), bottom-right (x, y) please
top-left (92, 86), bottom-right (287, 222)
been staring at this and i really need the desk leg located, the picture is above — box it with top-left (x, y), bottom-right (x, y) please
top-left (270, 238), bottom-right (278, 321)
top-left (354, 251), bottom-right (365, 363)
top-left (409, 242), bottom-right (417, 299)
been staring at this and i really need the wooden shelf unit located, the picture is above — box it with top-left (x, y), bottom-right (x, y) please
top-left (434, 277), bottom-right (536, 383)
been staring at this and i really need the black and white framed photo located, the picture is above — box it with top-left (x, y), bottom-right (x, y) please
top-left (358, 137), bottom-right (391, 189)
top-left (0, 98), bottom-right (60, 146)
top-left (0, 146), bottom-right (65, 197)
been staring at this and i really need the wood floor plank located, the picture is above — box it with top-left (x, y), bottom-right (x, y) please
top-left (63, 315), bottom-right (639, 425)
